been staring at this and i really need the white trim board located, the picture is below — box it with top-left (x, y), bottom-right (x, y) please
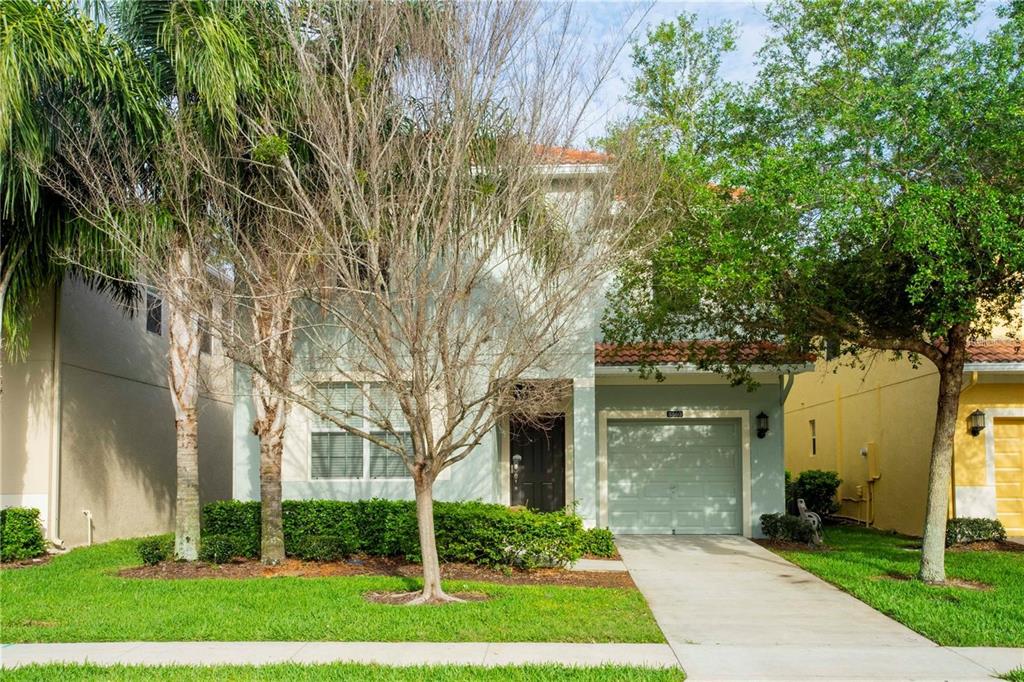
top-left (597, 409), bottom-right (753, 537)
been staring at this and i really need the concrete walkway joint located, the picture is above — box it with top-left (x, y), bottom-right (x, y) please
top-left (0, 642), bottom-right (679, 669)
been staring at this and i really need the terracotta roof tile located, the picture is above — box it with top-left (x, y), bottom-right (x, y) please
top-left (533, 145), bottom-right (610, 165)
top-left (967, 340), bottom-right (1023, 363)
top-left (594, 341), bottom-right (812, 367)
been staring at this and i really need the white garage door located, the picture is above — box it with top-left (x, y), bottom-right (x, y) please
top-left (607, 419), bottom-right (743, 534)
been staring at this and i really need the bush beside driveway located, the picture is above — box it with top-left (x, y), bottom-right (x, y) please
top-left (767, 525), bottom-right (1024, 647)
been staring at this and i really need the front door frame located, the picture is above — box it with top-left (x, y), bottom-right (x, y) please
top-left (499, 409), bottom-right (574, 509)
top-left (597, 409), bottom-right (752, 537)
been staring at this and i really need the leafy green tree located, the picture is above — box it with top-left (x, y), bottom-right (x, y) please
top-left (0, 0), bottom-right (160, 367)
top-left (605, 0), bottom-right (1024, 583)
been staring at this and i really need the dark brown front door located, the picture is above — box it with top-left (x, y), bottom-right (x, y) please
top-left (510, 415), bottom-right (566, 512)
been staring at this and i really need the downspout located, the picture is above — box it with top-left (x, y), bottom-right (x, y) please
top-left (47, 284), bottom-right (65, 548)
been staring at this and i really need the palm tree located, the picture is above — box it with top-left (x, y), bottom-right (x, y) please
top-left (108, 0), bottom-right (264, 560)
top-left (0, 0), bottom-right (161, 381)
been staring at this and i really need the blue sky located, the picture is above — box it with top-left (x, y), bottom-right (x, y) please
top-left (571, 0), bottom-right (1005, 145)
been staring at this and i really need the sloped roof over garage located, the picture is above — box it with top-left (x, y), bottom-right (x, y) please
top-left (967, 340), bottom-right (1022, 363)
top-left (594, 341), bottom-right (813, 367)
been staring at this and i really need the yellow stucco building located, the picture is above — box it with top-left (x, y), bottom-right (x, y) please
top-left (784, 334), bottom-right (1023, 538)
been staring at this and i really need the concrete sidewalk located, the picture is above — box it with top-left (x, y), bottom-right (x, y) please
top-left (617, 535), bottom-right (1023, 680)
top-left (0, 642), bottom-right (679, 669)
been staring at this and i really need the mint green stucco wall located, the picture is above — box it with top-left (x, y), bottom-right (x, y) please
top-left (594, 381), bottom-right (786, 536)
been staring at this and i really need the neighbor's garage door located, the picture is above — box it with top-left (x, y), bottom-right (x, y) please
top-left (995, 417), bottom-right (1024, 536)
top-left (606, 419), bottom-right (742, 534)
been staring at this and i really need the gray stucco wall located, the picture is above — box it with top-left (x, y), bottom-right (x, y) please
top-left (56, 278), bottom-right (234, 546)
top-left (0, 277), bottom-right (234, 547)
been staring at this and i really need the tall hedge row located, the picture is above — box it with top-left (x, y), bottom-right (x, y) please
top-left (200, 499), bottom-right (610, 568)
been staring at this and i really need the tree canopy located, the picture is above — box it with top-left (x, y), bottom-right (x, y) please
top-left (604, 0), bottom-right (1024, 582)
top-left (0, 0), bottom-right (162, 358)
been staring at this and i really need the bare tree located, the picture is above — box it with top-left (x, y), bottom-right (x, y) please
top-left (57, 0), bottom-right (656, 601)
top-left (203, 1), bottom-right (657, 603)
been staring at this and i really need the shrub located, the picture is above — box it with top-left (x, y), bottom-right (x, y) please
top-left (199, 498), bottom-right (586, 568)
top-left (283, 500), bottom-right (361, 555)
top-left (790, 470), bottom-right (841, 517)
top-left (293, 534), bottom-right (351, 561)
top-left (199, 534), bottom-right (246, 563)
top-left (580, 527), bottom-right (616, 557)
top-left (0, 507), bottom-right (47, 562)
top-left (202, 501), bottom-right (260, 557)
top-left (137, 535), bottom-right (173, 565)
top-left (760, 513), bottom-right (817, 544)
top-left (945, 517), bottom-right (1007, 547)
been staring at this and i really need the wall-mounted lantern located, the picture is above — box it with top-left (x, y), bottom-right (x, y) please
top-left (968, 409), bottom-right (986, 437)
top-left (756, 411), bottom-right (770, 439)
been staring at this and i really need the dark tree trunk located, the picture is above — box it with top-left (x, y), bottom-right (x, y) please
top-left (919, 331), bottom-right (967, 584)
top-left (258, 412), bottom-right (286, 565)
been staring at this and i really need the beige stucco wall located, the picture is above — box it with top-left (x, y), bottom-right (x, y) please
top-left (785, 352), bottom-right (1023, 537)
top-left (1, 288), bottom-right (58, 531)
top-left (2, 276), bottom-right (233, 546)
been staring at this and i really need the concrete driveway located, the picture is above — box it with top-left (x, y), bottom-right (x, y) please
top-left (617, 535), bottom-right (1015, 681)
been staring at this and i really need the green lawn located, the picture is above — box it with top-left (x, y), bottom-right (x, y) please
top-left (1002, 669), bottom-right (1024, 682)
top-left (0, 664), bottom-right (683, 681)
top-left (768, 525), bottom-right (1024, 647)
top-left (0, 540), bottom-right (663, 643)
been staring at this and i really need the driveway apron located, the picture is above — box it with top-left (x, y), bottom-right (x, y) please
top-left (617, 535), bottom-right (1003, 681)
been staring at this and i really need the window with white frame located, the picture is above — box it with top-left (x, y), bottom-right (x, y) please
top-left (310, 383), bottom-right (412, 480)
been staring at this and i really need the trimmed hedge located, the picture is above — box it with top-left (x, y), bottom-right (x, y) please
top-left (946, 517), bottom-right (1007, 547)
top-left (580, 528), bottom-right (616, 557)
top-left (1, 507), bottom-right (47, 562)
top-left (789, 470), bottom-right (841, 517)
top-left (760, 513), bottom-right (817, 544)
top-left (200, 534), bottom-right (247, 564)
top-left (138, 535), bottom-right (173, 565)
top-left (199, 499), bottom-right (586, 568)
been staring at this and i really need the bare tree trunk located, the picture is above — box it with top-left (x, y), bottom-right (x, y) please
top-left (251, 301), bottom-right (292, 565)
top-left (256, 398), bottom-right (287, 564)
top-left (410, 474), bottom-right (459, 604)
top-left (167, 246), bottom-right (201, 561)
top-left (919, 331), bottom-right (967, 584)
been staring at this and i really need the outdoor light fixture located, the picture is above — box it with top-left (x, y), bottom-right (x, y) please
top-left (968, 409), bottom-right (986, 437)
top-left (756, 412), bottom-right (770, 439)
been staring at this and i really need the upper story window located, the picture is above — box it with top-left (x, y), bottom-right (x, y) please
top-left (310, 383), bottom-right (412, 480)
top-left (809, 419), bottom-right (817, 456)
top-left (198, 303), bottom-right (212, 355)
top-left (145, 292), bottom-right (162, 335)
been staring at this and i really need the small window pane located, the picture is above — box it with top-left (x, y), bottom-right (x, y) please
top-left (146, 293), bottom-right (162, 335)
top-left (367, 386), bottom-right (408, 431)
top-left (316, 383), bottom-right (361, 430)
top-left (369, 433), bottom-right (413, 478)
top-left (199, 315), bottom-right (212, 354)
top-left (311, 432), bottom-right (362, 479)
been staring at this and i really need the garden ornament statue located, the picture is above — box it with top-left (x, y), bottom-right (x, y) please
top-left (797, 498), bottom-right (823, 545)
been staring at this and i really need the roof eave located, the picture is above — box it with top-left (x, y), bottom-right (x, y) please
top-left (595, 362), bottom-right (815, 375)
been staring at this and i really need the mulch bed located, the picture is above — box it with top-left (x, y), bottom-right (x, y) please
top-left (878, 572), bottom-right (993, 591)
top-left (0, 554), bottom-right (54, 570)
top-left (119, 554), bottom-right (637, 588)
top-left (364, 590), bottom-right (491, 605)
top-left (949, 540), bottom-right (1024, 554)
top-left (753, 539), bottom-right (830, 552)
